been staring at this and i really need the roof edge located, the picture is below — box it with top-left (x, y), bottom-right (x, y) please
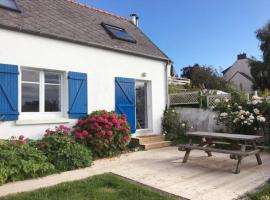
top-left (0, 25), bottom-right (171, 63)
top-left (65, 0), bottom-right (129, 21)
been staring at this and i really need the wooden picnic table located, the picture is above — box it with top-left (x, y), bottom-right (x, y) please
top-left (178, 131), bottom-right (263, 174)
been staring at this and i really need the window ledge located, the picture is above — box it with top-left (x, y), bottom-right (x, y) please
top-left (16, 118), bottom-right (73, 126)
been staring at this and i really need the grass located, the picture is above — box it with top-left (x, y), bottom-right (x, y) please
top-left (0, 174), bottom-right (177, 200)
top-left (251, 184), bottom-right (270, 200)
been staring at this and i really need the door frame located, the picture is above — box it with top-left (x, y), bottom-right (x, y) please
top-left (135, 79), bottom-right (153, 133)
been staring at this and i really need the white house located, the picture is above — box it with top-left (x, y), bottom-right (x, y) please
top-left (0, 0), bottom-right (171, 139)
top-left (222, 53), bottom-right (253, 91)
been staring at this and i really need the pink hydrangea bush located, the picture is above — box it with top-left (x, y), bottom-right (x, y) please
top-left (73, 110), bottom-right (131, 158)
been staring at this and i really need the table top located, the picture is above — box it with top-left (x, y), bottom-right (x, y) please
top-left (186, 132), bottom-right (262, 141)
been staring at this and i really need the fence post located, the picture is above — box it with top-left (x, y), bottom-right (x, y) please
top-left (199, 91), bottom-right (202, 108)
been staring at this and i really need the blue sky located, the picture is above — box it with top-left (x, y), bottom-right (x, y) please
top-left (78, 0), bottom-right (270, 75)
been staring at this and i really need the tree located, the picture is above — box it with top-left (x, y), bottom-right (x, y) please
top-left (181, 64), bottom-right (228, 90)
top-left (250, 21), bottom-right (270, 90)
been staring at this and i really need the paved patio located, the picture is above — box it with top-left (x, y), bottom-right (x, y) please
top-left (0, 146), bottom-right (270, 200)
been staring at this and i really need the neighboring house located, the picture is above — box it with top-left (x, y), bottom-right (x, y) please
top-left (0, 0), bottom-right (171, 139)
top-left (222, 53), bottom-right (253, 91)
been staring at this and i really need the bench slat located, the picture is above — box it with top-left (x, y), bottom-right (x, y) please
top-left (178, 144), bottom-right (260, 156)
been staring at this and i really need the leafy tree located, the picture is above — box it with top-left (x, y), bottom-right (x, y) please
top-left (250, 21), bottom-right (270, 90)
top-left (181, 64), bottom-right (228, 90)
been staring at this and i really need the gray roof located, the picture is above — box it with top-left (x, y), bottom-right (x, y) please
top-left (0, 0), bottom-right (170, 61)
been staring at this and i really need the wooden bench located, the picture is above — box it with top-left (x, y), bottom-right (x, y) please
top-left (178, 132), bottom-right (263, 174)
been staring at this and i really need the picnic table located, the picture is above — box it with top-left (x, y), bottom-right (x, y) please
top-left (178, 131), bottom-right (262, 174)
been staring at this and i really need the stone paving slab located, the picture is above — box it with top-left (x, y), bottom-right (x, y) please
top-left (0, 147), bottom-right (270, 200)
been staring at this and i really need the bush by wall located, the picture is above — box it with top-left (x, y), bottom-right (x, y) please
top-left (0, 136), bottom-right (55, 185)
top-left (162, 107), bottom-right (187, 144)
top-left (73, 110), bottom-right (131, 158)
top-left (214, 97), bottom-right (270, 145)
top-left (38, 126), bottom-right (93, 171)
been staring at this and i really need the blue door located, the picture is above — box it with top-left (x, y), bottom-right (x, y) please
top-left (115, 77), bottom-right (136, 133)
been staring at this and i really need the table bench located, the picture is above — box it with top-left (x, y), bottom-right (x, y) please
top-left (178, 132), bottom-right (263, 174)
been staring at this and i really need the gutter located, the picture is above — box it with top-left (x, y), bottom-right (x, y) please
top-left (0, 24), bottom-right (171, 63)
top-left (165, 60), bottom-right (171, 108)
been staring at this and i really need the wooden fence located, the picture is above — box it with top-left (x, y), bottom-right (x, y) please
top-left (169, 92), bottom-right (199, 105)
top-left (169, 92), bottom-right (231, 108)
top-left (207, 94), bottom-right (231, 107)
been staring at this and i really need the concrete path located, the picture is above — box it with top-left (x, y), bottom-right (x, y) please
top-left (0, 147), bottom-right (270, 200)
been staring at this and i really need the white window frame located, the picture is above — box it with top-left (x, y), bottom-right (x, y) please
top-left (19, 67), bottom-right (67, 120)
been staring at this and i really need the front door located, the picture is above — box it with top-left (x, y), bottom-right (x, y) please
top-left (136, 81), bottom-right (148, 129)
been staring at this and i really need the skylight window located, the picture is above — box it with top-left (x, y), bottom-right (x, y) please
top-left (0, 0), bottom-right (20, 12)
top-left (102, 23), bottom-right (136, 43)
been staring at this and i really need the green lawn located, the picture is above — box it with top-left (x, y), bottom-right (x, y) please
top-left (0, 174), bottom-right (178, 200)
top-left (251, 184), bottom-right (270, 200)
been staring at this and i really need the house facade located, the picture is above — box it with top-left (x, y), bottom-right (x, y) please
top-left (222, 53), bottom-right (253, 91)
top-left (0, 0), bottom-right (171, 139)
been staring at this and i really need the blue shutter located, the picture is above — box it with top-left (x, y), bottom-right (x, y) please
top-left (0, 64), bottom-right (19, 121)
top-left (68, 72), bottom-right (88, 119)
top-left (115, 77), bottom-right (136, 133)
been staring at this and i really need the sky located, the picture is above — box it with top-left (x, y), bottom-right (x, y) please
top-left (78, 0), bottom-right (270, 75)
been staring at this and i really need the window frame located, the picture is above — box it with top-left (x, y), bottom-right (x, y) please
top-left (0, 0), bottom-right (21, 12)
top-left (19, 67), bottom-right (66, 120)
top-left (101, 23), bottom-right (137, 43)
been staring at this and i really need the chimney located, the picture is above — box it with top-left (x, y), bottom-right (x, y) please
top-left (237, 53), bottom-right (247, 60)
top-left (130, 14), bottom-right (139, 27)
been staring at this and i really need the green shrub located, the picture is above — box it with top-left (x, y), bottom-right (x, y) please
top-left (0, 137), bottom-right (55, 185)
top-left (38, 126), bottom-right (93, 171)
top-left (251, 184), bottom-right (270, 200)
top-left (73, 110), bottom-right (131, 158)
top-left (162, 107), bottom-right (187, 144)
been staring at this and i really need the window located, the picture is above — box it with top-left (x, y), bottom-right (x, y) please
top-left (21, 69), bottom-right (62, 114)
top-left (101, 23), bottom-right (136, 43)
top-left (0, 0), bottom-right (20, 12)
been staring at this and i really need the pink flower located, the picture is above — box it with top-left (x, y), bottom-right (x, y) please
top-left (40, 143), bottom-right (47, 150)
top-left (97, 117), bottom-right (104, 123)
top-left (19, 135), bottom-right (25, 140)
top-left (89, 117), bottom-right (96, 122)
top-left (87, 134), bottom-right (93, 140)
top-left (107, 130), bottom-right (113, 136)
top-left (122, 114), bottom-right (127, 119)
top-left (112, 119), bottom-right (118, 124)
top-left (100, 130), bottom-right (106, 136)
top-left (19, 140), bottom-right (26, 145)
top-left (96, 132), bottom-right (102, 138)
top-left (123, 136), bottom-right (130, 143)
top-left (82, 130), bottom-right (88, 136)
top-left (76, 127), bottom-right (81, 132)
top-left (73, 132), bottom-right (83, 140)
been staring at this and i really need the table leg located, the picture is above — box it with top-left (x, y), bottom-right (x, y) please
top-left (183, 150), bottom-right (191, 163)
top-left (234, 143), bottom-right (246, 174)
top-left (235, 155), bottom-right (242, 174)
top-left (203, 138), bottom-right (212, 157)
top-left (183, 138), bottom-right (192, 163)
top-left (252, 141), bottom-right (262, 165)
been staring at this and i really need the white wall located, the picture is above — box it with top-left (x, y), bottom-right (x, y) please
top-left (175, 107), bottom-right (226, 132)
top-left (0, 28), bottom-right (168, 139)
